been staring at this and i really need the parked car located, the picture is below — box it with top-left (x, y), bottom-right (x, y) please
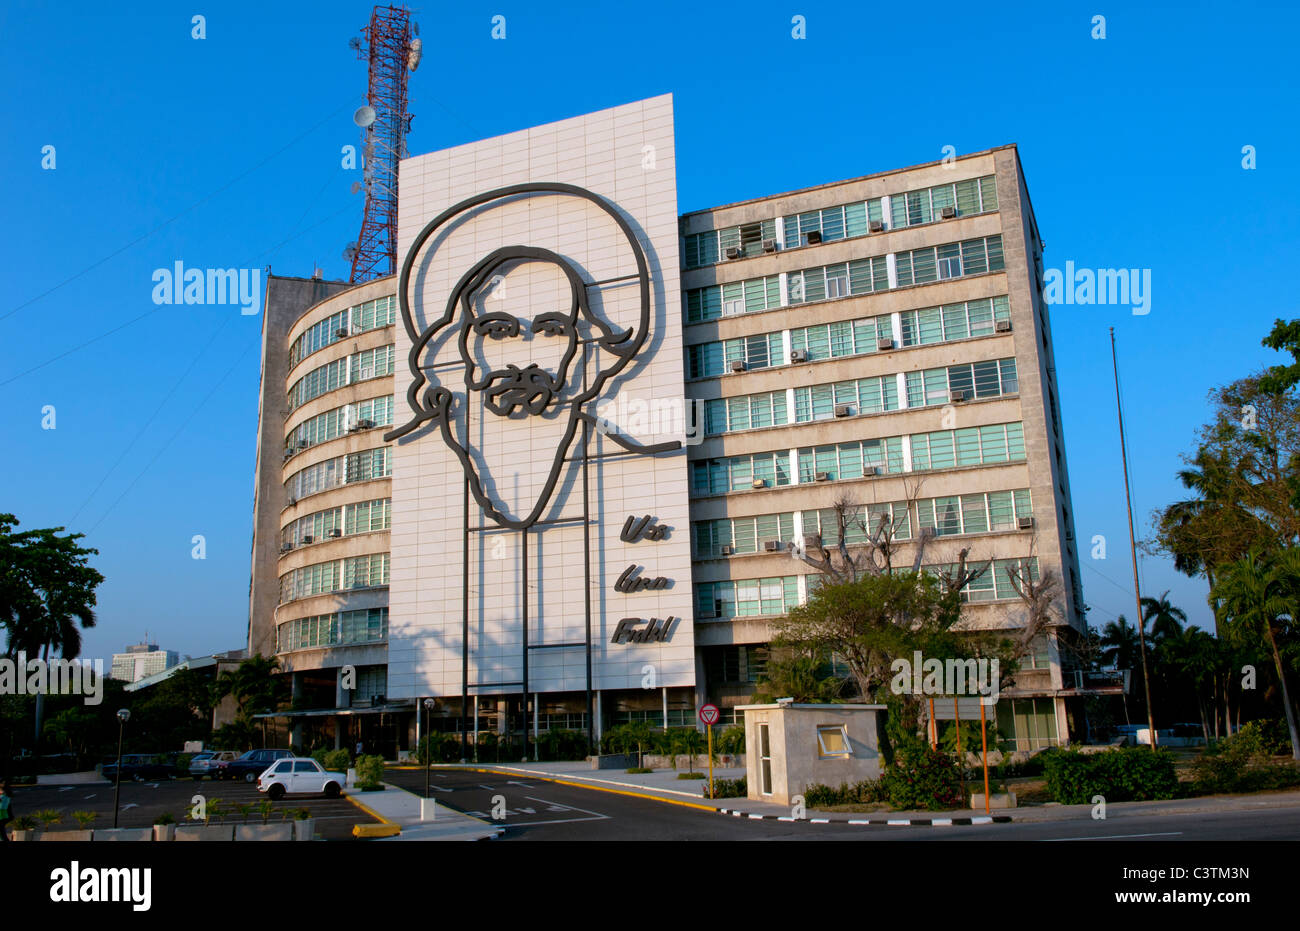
top-left (225, 748), bottom-right (295, 783)
top-left (188, 750), bottom-right (237, 780)
top-left (101, 753), bottom-right (178, 782)
top-left (257, 757), bottom-right (347, 800)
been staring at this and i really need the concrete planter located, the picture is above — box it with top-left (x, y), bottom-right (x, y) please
top-left (39, 829), bottom-right (93, 841)
top-left (153, 824), bottom-right (176, 842)
top-left (11, 829), bottom-right (37, 841)
top-left (93, 828), bottom-right (152, 842)
top-left (970, 792), bottom-right (1017, 810)
top-left (174, 823), bottom-right (235, 841)
top-left (235, 823), bottom-right (293, 842)
top-left (293, 819), bottom-right (316, 841)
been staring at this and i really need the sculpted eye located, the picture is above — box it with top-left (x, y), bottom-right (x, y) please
top-left (473, 314), bottom-right (519, 340)
top-left (532, 314), bottom-right (570, 337)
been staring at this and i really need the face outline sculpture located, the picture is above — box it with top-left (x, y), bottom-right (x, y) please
top-left (386, 183), bottom-right (677, 530)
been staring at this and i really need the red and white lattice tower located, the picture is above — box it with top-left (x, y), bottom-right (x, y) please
top-left (349, 5), bottom-right (420, 283)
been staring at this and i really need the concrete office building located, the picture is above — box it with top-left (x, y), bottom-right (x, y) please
top-left (110, 642), bottom-right (181, 683)
top-left (248, 95), bottom-right (1112, 757)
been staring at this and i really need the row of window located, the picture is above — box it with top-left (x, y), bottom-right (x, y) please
top-left (686, 296), bottom-right (1011, 380)
top-left (286, 395), bottom-right (394, 453)
top-left (696, 576), bottom-right (802, 619)
top-left (915, 489), bottom-right (1033, 537)
top-left (288, 344), bottom-right (395, 411)
top-left (703, 645), bottom-right (770, 685)
top-left (684, 235), bottom-right (1004, 323)
top-left (927, 557), bottom-right (1040, 603)
top-left (682, 175), bottom-right (998, 269)
top-left (285, 447), bottom-right (391, 502)
top-left (276, 607), bottom-right (389, 653)
top-left (693, 502), bottom-right (912, 558)
top-left (278, 553), bottom-right (391, 604)
top-left (288, 295), bottom-right (396, 368)
top-left (281, 498), bottom-right (392, 548)
top-left (690, 421), bottom-right (1026, 496)
top-left (699, 357), bottom-right (1017, 438)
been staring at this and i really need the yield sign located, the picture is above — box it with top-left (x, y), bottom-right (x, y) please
top-left (699, 703), bottom-right (720, 726)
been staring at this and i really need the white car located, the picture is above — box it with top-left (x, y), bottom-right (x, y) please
top-left (257, 757), bottom-right (347, 800)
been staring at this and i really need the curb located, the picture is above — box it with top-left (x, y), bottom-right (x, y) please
top-left (442, 765), bottom-right (719, 812)
top-left (715, 807), bottom-right (1012, 826)
top-left (344, 790), bottom-right (399, 835)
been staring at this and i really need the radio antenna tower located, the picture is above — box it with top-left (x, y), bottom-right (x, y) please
top-left (347, 5), bottom-right (422, 283)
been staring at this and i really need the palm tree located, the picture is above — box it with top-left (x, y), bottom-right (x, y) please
top-left (1100, 616), bottom-right (1139, 725)
top-left (1141, 591), bottom-right (1188, 645)
top-left (1213, 549), bottom-right (1300, 760)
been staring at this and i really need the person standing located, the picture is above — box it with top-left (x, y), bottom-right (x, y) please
top-left (0, 784), bottom-right (12, 842)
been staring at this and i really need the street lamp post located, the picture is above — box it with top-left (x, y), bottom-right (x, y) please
top-left (112, 708), bottom-right (130, 828)
top-left (423, 698), bottom-right (435, 798)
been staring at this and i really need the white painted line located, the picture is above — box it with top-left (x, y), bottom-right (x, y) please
top-left (809, 818), bottom-right (829, 823)
top-left (848, 819), bottom-right (872, 824)
top-left (1043, 831), bottom-right (1183, 842)
top-left (886, 819), bottom-right (910, 825)
top-left (932, 819), bottom-right (953, 826)
top-left (732, 811), bottom-right (742, 817)
top-left (747, 814), bottom-right (764, 819)
top-left (971, 817), bottom-right (993, 824)
top-left (523, 795), bottom-right (608, 820)
top-left (777, 816), bottom-right (795, 822)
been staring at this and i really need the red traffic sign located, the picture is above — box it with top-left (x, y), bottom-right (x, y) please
top-left (699, 704), bottom-right (720, 726)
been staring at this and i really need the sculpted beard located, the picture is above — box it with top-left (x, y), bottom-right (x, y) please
top-left (481, 362), bottom-right (562, 417)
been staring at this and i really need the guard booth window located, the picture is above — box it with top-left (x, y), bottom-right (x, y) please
top-left (758, 723), bottom-right (773, 795)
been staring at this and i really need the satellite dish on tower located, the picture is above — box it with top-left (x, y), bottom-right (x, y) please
top-left (348, 36), bottom-right (362, 51)
top-left (353, 106), bottom-right (377, 128)
top-left (350, 181), bottom-right (363, 195)
top-left (344, 243), bottom-right (358, 262)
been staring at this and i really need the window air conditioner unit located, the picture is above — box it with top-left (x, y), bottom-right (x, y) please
top-left (790, 348), bottom-right (808, 363)
top-left (280, 543), bottom-right (292, 554)
top-left (730, 360), bottom-right (747, 373)
top-left (804, 230), bottom-right (822, 245)
top-left (995, 319), bottom-right (1013, 333)
top-left (301, 535), bottom-right (314, 544)
top-left (335, 328), bottom-right (349, 338)
top-left (764, 540), bottom-right (783, 552)
top-left (719, 544), bottom-right (734, 556)
top-left (283, 449), bottom-right (293, 461)
top-left (802, 534), bottom-right (821, 549)
top-left (347, 424), bottom-right (361, 433)
top-left (330, 528), bottom-right (342, 538)
top-left (1017, 516), bottom-right (1036, 530)
top-left (762, 239), bottom-right (778, 253)
top-left (725, 245), bottom-right (743, 260)
top-left (751, 478), bottom-right (767, 489)
top-left (868, 219), bottom-right (885, 233)
top-left (815, 471), bottom-right (831, 482)
top-left (876, 337), bottom-right (894, 351)
top-left (834, 404), bottom-right (852, 417)
top-left (941, 205), bottom-right (958, 219)
top-left (863, 466), bottom-right (881, 476)
top-left (358, 419), bottom-right (376, 429)
top-left (949, 390), bottom-right (968, 403)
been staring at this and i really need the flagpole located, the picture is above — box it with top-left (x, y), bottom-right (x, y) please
top-left (1110, 327), bottom-right (1158, 749)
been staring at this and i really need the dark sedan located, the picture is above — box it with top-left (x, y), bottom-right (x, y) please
top-left (223, 748), bottom-right (296, 783)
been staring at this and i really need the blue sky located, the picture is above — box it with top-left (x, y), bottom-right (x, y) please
top-left (1, 1), bottom-right (1296, 661)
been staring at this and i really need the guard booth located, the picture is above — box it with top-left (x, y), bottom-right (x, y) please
top-left (738, 703), bottom-right (887, 806)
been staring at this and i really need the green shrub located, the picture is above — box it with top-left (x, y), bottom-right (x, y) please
top-left (626, 767), bottom-right (653, 774)
top-left (1235, 719), bottom-right (1292, 757)
top-left (535, 729), bottom-right (589, 762)
top-left (416, 732), bottom-right (464, 764)
top-left (802, 778), bottom-right (891, 808)
top-left (704, 776), bottom-right (746, 799)
top-left (1044, 747), bottom-right (1179, 804)
top-left (677, 771), bottom-right (706, 780)
top-left (320, 749), bottom-right (352, 773)
top-left (880, 745), bottom-right (966, 811)
top-left (1192, 727), bottom-right (1300, 794)
top-left (355, 754), bottom-right (385, 789)
top-left (717, 725), bottom-right (745, 756)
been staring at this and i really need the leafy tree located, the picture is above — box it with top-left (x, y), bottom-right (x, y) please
top-left (1213, 549), bottom-right (1300, 759)
top-left (0, 515), bottom-right (104, 745)
top-left (214, 655), bottom-right (286, 739)
top-left (751, 648), bottom-right (848, 704)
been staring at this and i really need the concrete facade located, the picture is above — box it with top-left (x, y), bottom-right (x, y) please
top-left (247, 97), bottom-right (1095, 755)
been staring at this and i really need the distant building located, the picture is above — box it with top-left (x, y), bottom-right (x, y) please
top-left (110, 643), bottom-right (180, 683)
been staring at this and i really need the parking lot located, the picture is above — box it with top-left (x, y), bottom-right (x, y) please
top-left (8, 776), bottom-right (379, 841)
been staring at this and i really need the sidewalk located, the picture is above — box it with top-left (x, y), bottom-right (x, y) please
top-left (425, 761), bottom-right (1300, 827)
top-left (347, 784), bottom-right (503, 841)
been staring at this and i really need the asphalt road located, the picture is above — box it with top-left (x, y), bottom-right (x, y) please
top-left (385, 767), bottom-right (1300, 842)
top-left (8, 777), bottom-right (378, 841)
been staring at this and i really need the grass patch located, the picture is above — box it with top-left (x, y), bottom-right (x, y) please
top-left (626, 767), bottom-right (653, 774)
top-left (676, 772), bottom-right (706, 780)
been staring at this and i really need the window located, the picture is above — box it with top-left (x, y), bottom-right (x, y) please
top-left (758, 724), bottom-right (773, 795)
top-left (817, 725), bottom-right (852, 757)
top-left (289, 296), bottom-right (395, 367)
